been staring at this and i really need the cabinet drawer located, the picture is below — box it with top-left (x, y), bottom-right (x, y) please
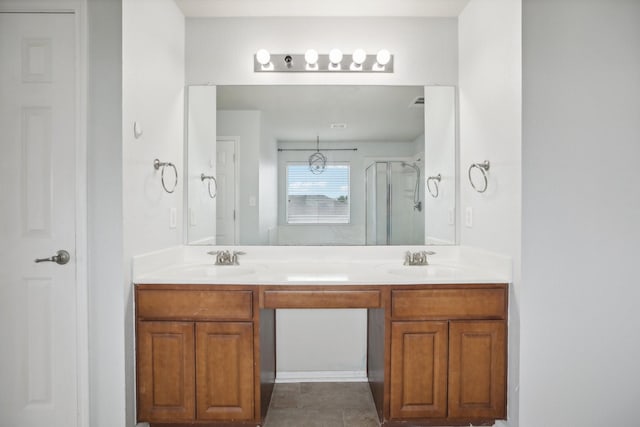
top-left (391, 288), bottom-right (506, 319)
top-left (137, 289), bottom-right (253, 321)
top-left (263, 290), bottom-right (381, 308)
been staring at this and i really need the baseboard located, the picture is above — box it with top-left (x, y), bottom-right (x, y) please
top-left (275, 370), bottom-right (368, 383)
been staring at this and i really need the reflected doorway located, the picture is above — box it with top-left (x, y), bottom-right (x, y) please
top-left (216, 137), bottom-right (238, 244)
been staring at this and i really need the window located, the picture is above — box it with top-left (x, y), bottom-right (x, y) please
top-left (286, 163), bottom-right (350, 224)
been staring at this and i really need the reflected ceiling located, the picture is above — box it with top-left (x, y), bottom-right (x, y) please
top-left (217, 85), bottom-right (424, 142)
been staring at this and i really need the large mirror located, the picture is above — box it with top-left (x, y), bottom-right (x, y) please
top-left (185, 85), bottom-right (456, 246)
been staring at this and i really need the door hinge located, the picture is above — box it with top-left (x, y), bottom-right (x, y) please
top-left (233, 210), bottom-right (236, 221)
top-left (233, 153), bottom-right (236, 163)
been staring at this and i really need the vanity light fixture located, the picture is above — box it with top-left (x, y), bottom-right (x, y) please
top-left (328, 48), bottom-right (343, 71)
top-left (255, 48), bottom-right (273, 71)
top-left (253, 49), bottom-right (393, 73)
top-left (374, 49), bottom-right (392, 71)
top-left (304, 49), bottom-right (319, 70)
top-left (350, 48), bottom-right (367, 71)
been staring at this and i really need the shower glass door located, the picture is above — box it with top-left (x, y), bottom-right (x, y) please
top-left (365, 161), bottom-right (424, 245)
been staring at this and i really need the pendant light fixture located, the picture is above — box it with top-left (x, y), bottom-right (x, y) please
top-left (308, 135), bottom-right (327, 174)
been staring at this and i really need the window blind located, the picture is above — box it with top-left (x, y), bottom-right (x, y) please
top-left (286, 163), bottom-right (350, 224)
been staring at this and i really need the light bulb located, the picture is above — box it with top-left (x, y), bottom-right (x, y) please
top-left (329, 48), bottom-right (343, 65)
top-left (376, 49), bottom-right (391, 66)
top-left (304, 49), bottom-right (319, 65)
top-left (256, 49), bottom-right (271, 66)
top-left (352, 48), bottom-right (367, 65)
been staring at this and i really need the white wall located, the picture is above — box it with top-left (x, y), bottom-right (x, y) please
top-left (189, 16), bottom-right (458, 379)
top-left (521, 1), bottom-right (640, 426)
top-left (259, 119), bottom-right (278, 243)
top-left (186, 17), bottom-right (458, 86)
top-left (459, 0), bottom-right (522, 425)
top-left (186, 86), bottom-right (217, 244)
top-left (122, 1), bottom-right (185, 425)
top-left (424, 86), bottom-right (456, 244)
top-left (216, 110), bottom-right (263, 244)
top-left (87, 1), bottom-right (125, 426)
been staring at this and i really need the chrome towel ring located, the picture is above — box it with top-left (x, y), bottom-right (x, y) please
top-left (200, 173), bottom-right (217, 199)
top-left (153, 158), bottom-right (178, 194)
top-left (468, 160), bottom-right (490, 193)
top-left (426, 174), bottom-right (442, 198)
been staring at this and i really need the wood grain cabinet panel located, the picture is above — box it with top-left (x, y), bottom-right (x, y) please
top-left (137, 289), bottom-right (253, 321)
top-left (390, 321), bottom-right (448, 419)
top-left (196, 322), bottom-right (254, 421)
top-left (392, 288), bottom-right (507, 320)
top-left (136, 321), bottom-right (195, 423)
top-left (448, 321), bottom-right (506, 419)
top-left (263, 289), bottom-right (381, 308)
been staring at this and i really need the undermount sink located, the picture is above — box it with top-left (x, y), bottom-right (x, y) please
top-left (162, 264), bottom-right (259, 278)
top-left (384, 265), bottom-right (458, 278)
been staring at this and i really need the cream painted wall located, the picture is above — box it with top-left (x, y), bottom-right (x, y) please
top-left (521, 1), bottom-right (640, 426)
top-left (188, 16), bottom-right (459, 379)
top-left (122, 1), bottom-right (185, 426)
top-left (459, 0), bottom-right (522, 425)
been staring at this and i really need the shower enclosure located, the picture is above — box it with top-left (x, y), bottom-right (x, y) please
top-left (365, 161), bottom-right (425, 245)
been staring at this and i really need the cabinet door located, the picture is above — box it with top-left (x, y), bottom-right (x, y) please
top-left (448, 320), bottom-right (506, 419)
top-left (137, 321), bottom-right (195, 422)
top-left (390, 321), bottom-right (448, 419)
top-left (196, 322), bottom-right (254, 420)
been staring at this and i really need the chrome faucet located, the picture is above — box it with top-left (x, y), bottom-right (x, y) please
top-left (404, 250), bottom-right (436, 266)
top-left (207, 250), bottom-right (245, 265)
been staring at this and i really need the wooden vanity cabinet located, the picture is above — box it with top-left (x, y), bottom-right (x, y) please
top-left (388, 285), bottom-right (507, 424)
top-left (135, 283), bottom-right (507, 427)
top-left (135, 286), bottom-right (263, 425)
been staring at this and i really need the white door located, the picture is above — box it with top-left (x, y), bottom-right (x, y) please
top-left (216, 139), bottom-right (237, 244)
top-left (0, 11), bottom-right (79, 427)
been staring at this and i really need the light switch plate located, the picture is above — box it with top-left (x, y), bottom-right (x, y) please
top-left (169, 208), bottom-right (177, 229)
top-left (465, 207), bottom-right (473, 228)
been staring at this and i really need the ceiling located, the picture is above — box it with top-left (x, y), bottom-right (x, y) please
top-left (216, 85), bottom-right (425, 142)
top-left (174, 0), bottom-right (470, 17)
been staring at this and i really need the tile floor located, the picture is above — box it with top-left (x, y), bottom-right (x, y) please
top-left (264, 382), bottom-right (380, 427)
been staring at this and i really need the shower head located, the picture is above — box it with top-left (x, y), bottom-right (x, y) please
top-left (401, 161), bottom-right (419, 172)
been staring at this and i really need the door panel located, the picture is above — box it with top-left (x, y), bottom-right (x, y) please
top-left (448, 321), bottom-right (506, 419)
top-left (136, 321), bottom-right (196, 422)
top-left (216, 139), bottom-right (237, 244)
top-left (390, 321), bottom-right (448, 419)
top-left (0, 11), bottom-right (78, 427)
top-left (196, 322), bottom-right (254, 420)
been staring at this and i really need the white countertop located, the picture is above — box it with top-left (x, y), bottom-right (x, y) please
top-left (133, 246), bottom-right (511, 286)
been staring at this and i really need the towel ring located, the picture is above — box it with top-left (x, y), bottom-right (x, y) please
top-left (200, 173), bottom-right (217, 199)
top-left (426, 174), bottom-right (442, 198)
top-left (153, 159), bottom-right (178, 194)
top-left (468, 160), bottom-right (490, 193)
